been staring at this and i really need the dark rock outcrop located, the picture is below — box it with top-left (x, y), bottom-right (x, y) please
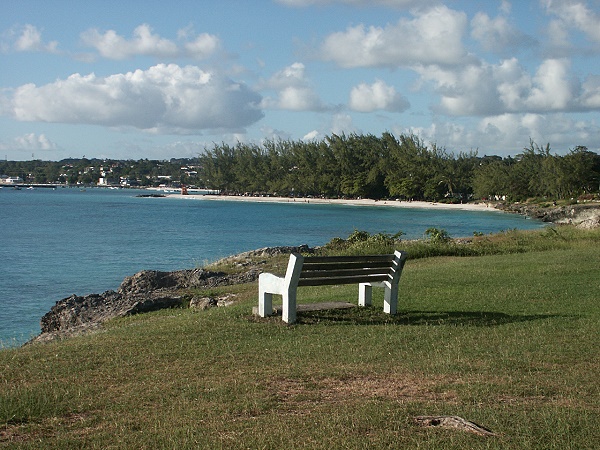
top-left (29, 245), bottom-right (312, 344)
top-left (498, 202), bottom-right (600, 228)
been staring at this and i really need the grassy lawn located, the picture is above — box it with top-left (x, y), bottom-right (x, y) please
top-left (1, 228), bottom-right (599, 449)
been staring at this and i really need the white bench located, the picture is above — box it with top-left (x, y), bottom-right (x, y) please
top-left (258, 250), bottom-right (407, 323)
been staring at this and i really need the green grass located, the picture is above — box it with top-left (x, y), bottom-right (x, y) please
top-left (1, 227), bottom-right (599, 449)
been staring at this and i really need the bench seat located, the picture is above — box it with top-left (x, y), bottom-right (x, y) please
top-left (258, 250), bottom-right (407, 323)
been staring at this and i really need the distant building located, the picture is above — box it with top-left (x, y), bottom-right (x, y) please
top-left (119, 177), bottom-right (139, 187)
top-left (98, 177), bottom-right (118, 186)
top-left (0, 175), bottom-right (24, 184)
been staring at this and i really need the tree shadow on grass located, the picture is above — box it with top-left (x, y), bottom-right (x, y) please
top-left (296, 307), bottom-right (568, 327)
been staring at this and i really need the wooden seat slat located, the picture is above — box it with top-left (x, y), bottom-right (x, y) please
top-left (303, 255), bottom-right (394, 263)
top-left (301, 261), bottom-right (393, 271)
top-left (300, 267), bottom-right (391, 279)
top-left (298, 274), bottom-right (390, 287)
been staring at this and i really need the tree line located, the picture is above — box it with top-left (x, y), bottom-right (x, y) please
top-left (2, 132), bottom-right (599, 202)
top-left (200, 133), bottom-right (600, 202)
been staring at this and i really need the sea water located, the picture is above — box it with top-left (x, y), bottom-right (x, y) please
top-left (0, 187), bottom-right (544, 346)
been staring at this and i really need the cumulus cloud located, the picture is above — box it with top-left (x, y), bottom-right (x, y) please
top-left (260, 62), bottom-right (325, 111)
top-left (546, 18), bottom-right (571, 50)
top-left (15, 133), bottom-right (57, 150)
top-left (415, 63), bottom-right (502, 116)
top-left (319, 6), bottom-right (469, 68)
top-left (302, 130), bottom-right (320, 141)
top-left (403, 112), bottom-right (600, 156)
top-left (5, 64), bottom-right (264, 133)
top-left (477, 112), bottom-right (599, 152)
top-left (543, 0), bottom-right (600, 43)
top-left (349, 80), bottom-right (409, 112)
top-left (258, 126), bottom-right (293, 143)
top-left (330, 113), bottom-right (357, 135)
top-left (580, 75), bottom-right (600, 108)
top-left (0, 133), bottom-right (58, 153)
top-left (183, 33), bottom-right (221, 59)
top-left (80, 24), bottom-right (221, 60)
top-left (524, 59), bottom-right (576, 110)
top-left (415, 57), bottom-right (590, 116)
top-left (471, 11), bottom-right (536, 54)
top-left (2, 24), bottom-right (58, 53)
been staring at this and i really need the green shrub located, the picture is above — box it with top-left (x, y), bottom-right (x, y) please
top-left (424, 227), bottom-right (452, 243)
top-left (320, 229), bottom-right (404, 255)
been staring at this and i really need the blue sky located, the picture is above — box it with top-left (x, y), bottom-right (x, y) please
top-left (1, 0), bottom-right (600, 161)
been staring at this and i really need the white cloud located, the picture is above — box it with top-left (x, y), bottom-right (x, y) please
top-left (403, 112), bottom-right (600, 156)
top-left (476, 112), bottom-right (599, 152)
top-left (349, 79), bottom-right (409, 112)
top-left (416, 57), bottom-right (589, 116)
top-left (81, 24), bottom-right (178, 59)
top-left (319, 6), bottom-right (469, 68)
top-left (15, 133), bottom-right (57, 150)
top-left (415, 63), bottom-right (502, 115)
top-left (302, 130), bottom-right (320, 141)
top-left (580, 75), bottom-right (600, 108)
top-left (81, 24), bottom-right (221, 60)
top-left (5, 64), bottom-right (264, 133)
top-left (277, 86), bottom-right (322, 110)
top-left (259, 126), bottom-right (293, 143)
top-left (2, 24), bottom-right (58, 53)
top-left (0, 133), bottom-right (58, 153)
top-left (260, 62), bottom-right (325, 111)
top-left (494, 58), bottom-right (532, 110)
top-left (184, 33), bottom-right (221, 59)
top-left (546, 19), bottom-right (571, 50)
top-left (264, 62), bottom-right (307, 89)
top-left (330, 113), bottom-right (357, 135)
top-left (471, 12), bottom-right (536, 53)
top-left (524, 58), bottom-right (575, 110)
top-left (543, 0), bottom-right (600, 43)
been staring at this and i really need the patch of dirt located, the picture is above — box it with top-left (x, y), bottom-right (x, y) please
top-left (270, 373), bottom-right (458, 414)
top-left (0, 412), bottom-right (90, 445)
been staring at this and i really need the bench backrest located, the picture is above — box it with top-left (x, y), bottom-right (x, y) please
top-left (294, 251), bottom-right (406, 287)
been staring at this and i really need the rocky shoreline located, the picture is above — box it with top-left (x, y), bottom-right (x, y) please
top-left (28, 245), bottom-right (311, 344)
top-left (28, 203), bottom-right (599, 345)
top-left (497, 202), bottom-right (600, 229)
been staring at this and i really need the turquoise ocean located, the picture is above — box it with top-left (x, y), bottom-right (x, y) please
top-left (0, 187), bottom-right (544, 346)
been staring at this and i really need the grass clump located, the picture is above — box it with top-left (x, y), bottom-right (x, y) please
top-left (317, 225), bottom-right (600, 261)
top-left (1, 226), bottom-right (599, 448)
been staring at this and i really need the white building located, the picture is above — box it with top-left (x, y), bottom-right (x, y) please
top-left (0, 175), bottom-right (24, 184)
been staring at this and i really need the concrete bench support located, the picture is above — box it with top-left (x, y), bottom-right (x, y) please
top-left (258, 250), bottom-right (407, 324)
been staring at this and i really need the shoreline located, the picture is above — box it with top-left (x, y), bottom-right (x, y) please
top-left (166, 193), bottom-right (502, 212)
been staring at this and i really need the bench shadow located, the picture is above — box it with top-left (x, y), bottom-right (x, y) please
top-left (297, 307), bottom-right (568, 327)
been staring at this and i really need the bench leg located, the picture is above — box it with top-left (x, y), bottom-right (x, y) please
top-left (258, 290), bottom-right (273, 317)
top-left (358, 283), bottom-right (372, 307)
top-left (383, 282), bottom-right (399, 315)
top-left (282, 289), bottom-right (297, 324)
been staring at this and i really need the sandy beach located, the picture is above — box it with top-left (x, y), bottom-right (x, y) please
top-left (168, 193), bottom-right (501, 212)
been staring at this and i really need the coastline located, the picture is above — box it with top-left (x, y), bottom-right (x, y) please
top-left (166, 193), bottom-right (502, 212)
